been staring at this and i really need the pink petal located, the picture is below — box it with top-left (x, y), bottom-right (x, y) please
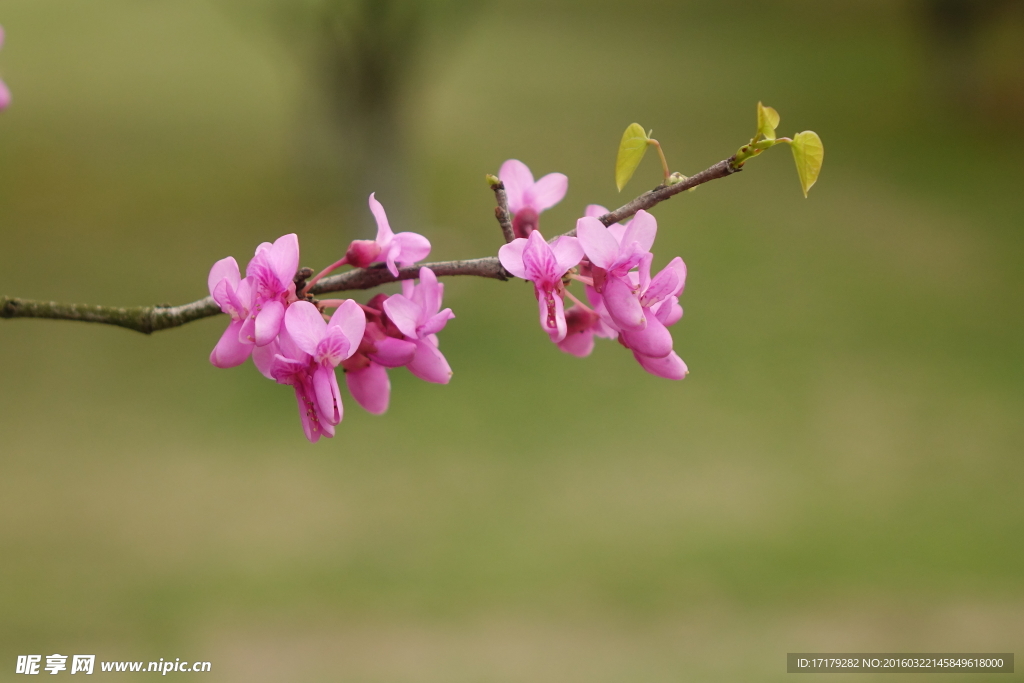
top-left (641, 260), bottom-right (681, 306)
top-left (0, 79), bottom-right (10, 112)
top-left (255, 300), bottom-right (286, 346)
top-left (407, 339), bottom-right (453, 384)
top-left (417, 267), bottom-right (441, 315)
top-left (603, 275), bottom-right (646, 331)
top-left (384, 242), bottom-right (401, 277)
top-left (654, 296), bottom-right (683, 327)
top-left (420, 308), bottom-right (454, 337)
top-left (527, 172), bottom-right (568, 212)
top-left (368, 193), bottom-right (394, 244)
top-left (327, 299), bottom-right (367, 357)
top-left (497, 239), bottom-right (529, 280)
top-left (633, 350), bottom-right (688, 380)
top-left (557, 328), bottom-right (595, 357)
top-left (619, 209), bottom-right (657, 254)
top-left (522, 230), bottom-right (558, 284)
top-left (620, 312), bottom-right (673, 358)
top-left (267, 234), bottom-right (300, 290)
top-left (284, 301), bottom-right (325, 355)
top-left (252, 339), bottom-right (280, 380)
top-left (346, 362), bottom-right (391, 415)
top-left (576, 217), bottom-right (619, 269)
top-left (382, 294), bottom-right (421, 338)
top-left (208, 257), bottom-right (241, 298)
top-left (536, 288), bottom-right (567, 342)
top-left (585, 204), bottom-right (609, 219)
top-left (392, 232), bottom-right (432, 266)
top-left (313, 365), bottom-right (342, 426)
top-left (209, 319), bottom-right (253, 368)
top-left (369, 336), bottom-right (417, 367)
top-left (499, 159), bottom-right (534, 214)
top-left (550, 236), bottom-right (584, 275)
top-left (293, 381), bottom-right (322, 443)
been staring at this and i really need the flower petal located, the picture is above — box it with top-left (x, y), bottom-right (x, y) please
top-left (557, 328), bottom-right (595, 357)
top-left (522, 230), bottom-right (558, 284)
top-left (252, 338), bottom-right (280, 380)
top-left (369, 336), bottom-right (417, 367)
top-left (267, 233), bottom-right (300, 290)
top-left (619, 209), bottom-right (657, 254)
top-left (255, 300), bottom-right (286, 346)
top-left (527, 172), bottom-right (568, 212)
top-left (584, 204), bottom-right (609, 219)
top-left (417, 267), bottom-right (441, 316)
top-left (536, 288), bottom-right (567, 342)
top-left (603, 275), bottom-right (646, 331)
top-left (641, 259), bottom-right (682, 306)
top-left (420, 308), bottom-right (454, 337)
top-left (550, 235), bottom-right (585, 275)
top-left (368, 193), bottom-right (394, 244)
top-left (313, 365), bottom-right (342, 426)
top-left (209, 319), bottom-right (253, 368)
top-left (284, 301), bottom-right (325, 355)
top-left (346, 362), bottom-right (390, 415)
top-left (208, 257), bottom-right (240, 298)
top-left (654, 296), bottom-right (683, 327)
top-left (327, 299), bottom-right (366, 357)
top-left (576, 217), bottom-right (619, 269)
top-left (620, 311), bottom-right (673, 358)
top-left (499, 159), bottom-right (534, 214)
top-left (382, 294), bottom-right (421, 338)
top-left (633, 349), bottom-right (688, 380)
top-left (497, 238), bottom-right (529, 280)
top-left (407, 339), bottom-right (453, 384)
top-left (392, 232), bottom-right (432, 266)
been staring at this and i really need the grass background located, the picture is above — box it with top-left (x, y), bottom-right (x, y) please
top-left (1, 0), bottom-right (1022, 680)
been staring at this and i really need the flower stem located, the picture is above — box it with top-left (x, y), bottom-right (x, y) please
top-left (563, 289), bottom-right (593, 312)
top-left (648, 139), bottom-right (671, 182)
top-left (302, 256), bottom-right (348, 297)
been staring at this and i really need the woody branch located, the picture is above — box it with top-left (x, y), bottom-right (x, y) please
top-left (0, 154), bottom-right (740, 334)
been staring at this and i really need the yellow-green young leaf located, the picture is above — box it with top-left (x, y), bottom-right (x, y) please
top-left (790, 130), bottom-right (824, 197)
top-left (615, 123), bottom-right (649, 191)
top-left (756, 101), bottom-right (780, 141)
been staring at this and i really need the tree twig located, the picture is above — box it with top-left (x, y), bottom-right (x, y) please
top-left (0, 154), bottom-right (741, 334)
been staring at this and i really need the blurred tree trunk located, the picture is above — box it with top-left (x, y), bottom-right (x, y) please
top-left (917, 0), bottom-right (1024, 121)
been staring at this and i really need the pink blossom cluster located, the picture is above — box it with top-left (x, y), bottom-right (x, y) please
top-left (0, 26), bottom-right (11, 111)
top-left (206, 196), bottom-right (451, 442)
top-left (498, 160), bottom-right (688, 380)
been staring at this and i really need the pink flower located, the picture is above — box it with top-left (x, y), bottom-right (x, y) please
top-left (207, 256), bottom-right (254, 368)
top-left (240, 233), bottom-right (300, 346)
top-left (342, 295), bottom-right (417, 416)
top-left (343, 269), bottom-right (455, 415)
top-left (383, 267), bottom-right (455, 384)
top-left (576, 209), bottom-right (658, 331)
top-left (0, 26), bottom-right (9, 112)
top-left (499, 230), bottom-right (584, 343)
top-left (617, 253), bottom-right (686, 360)
top-left (253, 300), bottom-right (366, 442)
top-left (355, 193), bottom-right (431, 276)
top-left (499, 159), bottom-right (568, 239)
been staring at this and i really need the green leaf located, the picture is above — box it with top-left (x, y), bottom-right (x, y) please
top-left (756, 101), bottom-right (780, 141)
top-left (615, 123), bottom-right (649, 192)
top-left (789, 130), bottom-right (824, 197)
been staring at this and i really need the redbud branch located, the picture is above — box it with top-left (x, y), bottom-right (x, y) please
top-left (488, 178), bottom-right (516, 244)
top-left (0, 153), bottom-right (742, 334)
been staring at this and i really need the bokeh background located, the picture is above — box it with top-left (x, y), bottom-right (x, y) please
top-left (1, 0), bottom-right (1022, 681)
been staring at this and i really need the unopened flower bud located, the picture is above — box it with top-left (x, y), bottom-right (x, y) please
top-left (346, 239), bottom-right (382, 269)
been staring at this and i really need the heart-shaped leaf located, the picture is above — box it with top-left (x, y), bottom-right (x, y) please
top-left (756, 101), bottom-right (780, 141)
top-left (790, 130), bottom-right (824, 197)
top-left (615, 123), bottom-right (649, 192)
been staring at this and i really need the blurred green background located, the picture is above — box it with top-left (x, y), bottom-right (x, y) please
top-left (1, 0), bottom-right (1022, 681)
